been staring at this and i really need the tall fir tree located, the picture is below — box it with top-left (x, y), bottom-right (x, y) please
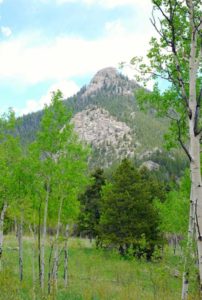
top-left (98, 159), bottom-right (164, 259)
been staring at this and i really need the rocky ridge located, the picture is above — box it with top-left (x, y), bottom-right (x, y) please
top-left (72, 106), bottom-right (136, 166)
top-left (17, 66), bottom-right (171, 170)
top-left (81, 67), bottom-right (139, 99)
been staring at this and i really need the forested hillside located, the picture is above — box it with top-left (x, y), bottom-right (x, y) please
top-left (16, 67), bottom-right (187, 177)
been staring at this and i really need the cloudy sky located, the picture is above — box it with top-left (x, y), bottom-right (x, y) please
top-left (0, 0), bottom-right (154, 115)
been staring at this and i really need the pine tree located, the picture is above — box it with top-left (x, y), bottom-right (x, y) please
top-left (98, 159), bottom-right (164, 259)
top-left (78, 168), bottom-right (105, 239)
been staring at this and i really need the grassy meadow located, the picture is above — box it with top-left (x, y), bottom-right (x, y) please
top-left (0, 235), bottom-right (200, 300)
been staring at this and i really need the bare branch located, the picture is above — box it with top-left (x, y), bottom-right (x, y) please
top-left (166, 112), bottom-right (193, 161)
top-left (177, 119), bottom-right (193, 162)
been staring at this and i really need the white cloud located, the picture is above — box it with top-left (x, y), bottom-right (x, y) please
top-left (0, 0), bottom-right (155, 115)
top-left (19, 80), bottom-right (80, 115)
top-left (56, 0), bottom-right (151, 9)
top-left (105, 20), bottom-right (125, 36)
top-left (95, 0), bottom-right (150, 9)
top-left (0, 0), bottom-right (3, 4)
top-left (0, 21), bottom-right (154, 85)
top-left (1, 26), bottom-right (12, 37)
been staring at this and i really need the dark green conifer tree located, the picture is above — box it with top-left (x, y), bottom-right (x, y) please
top-left (78, 168), bottom-right (105, 239)
top-left (98, 159), bottom-right (164, 259)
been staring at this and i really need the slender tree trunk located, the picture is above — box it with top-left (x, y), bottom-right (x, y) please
top-left (29, 224), bottom-right (37, 300)
top-left (41, 181), bottom-right (50, 291)
top-left (17, 214), bottom-right (23, 281)
top-left (0, 202), bottom-right (7, 271)
top-left (64, 224), bottom-right (69, 288)
top-left (14, 217), bottom-right (17, 235)
top-left (53, 197), bottom-right (64, 288)
top-left (48, 239), bottom-right (53, 295)
top-left (182, 188), bottom-right (195, 300)
top-left (38, 201), bottom-right (42, 287)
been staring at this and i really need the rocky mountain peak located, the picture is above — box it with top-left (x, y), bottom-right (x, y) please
top-left (93, 67), bottom-right (118, 79)
top-left (81, 67), bottom-right (139, 99)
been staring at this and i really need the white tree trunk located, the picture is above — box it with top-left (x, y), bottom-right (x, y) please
top-left (0, 202), bottom-right (7, 271)
top-left (48, 239), bottom-right (54, 295)
top-left (182, 188), bottom-right (195, 300)
top-left (190, 135), bottom-right (202, 289)
top-left (52, 197), bottom-right (64, 288)
top-left (40, 181), bottom-right (50, 290)
top-left (17, 214), bottom-right (23, 281)
top-left (185, 3), bottom-right (202, 291)
top-left (29, 224), bottom-right (37, 300)
top-left (64, 224), bottom-right (69, 288)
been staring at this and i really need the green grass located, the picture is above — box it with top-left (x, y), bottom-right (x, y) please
top-left (0, 236), bottom-right (200, 300)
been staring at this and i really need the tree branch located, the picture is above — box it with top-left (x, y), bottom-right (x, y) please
top-left (152, 0), bottom-right (191, 117)
top-left (194, 87), bottom-right (202, 136)
top-left (166, 112), bottom-right (193, 162)
top-left (176, 119), bottom-right (193, 162)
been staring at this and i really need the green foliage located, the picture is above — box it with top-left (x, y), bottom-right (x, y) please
top-left (78, 169), bottom-right (106, 238)
top-left (155, 170), bottom-right (190, 235)
top-left (131, 0), bottom-right (202, 150)
top-left (0, 110), bottom-right (22, 209)
top-left (29, 90), bottom-right (90, 225)
top-left (98, 159), bottom-right (165, 259)
top-left (140, 149), bottom-right (188, 183)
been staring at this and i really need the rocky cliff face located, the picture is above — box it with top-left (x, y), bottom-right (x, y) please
top-left (69, 67), bottom-right (166, 167)
top-left (81, 67), bottom-right (139, 99)
top-left (72, 106), bottom-right (136, 166)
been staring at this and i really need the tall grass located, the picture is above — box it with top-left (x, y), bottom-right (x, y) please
top-left (0, 236), bottom-right (199, 300)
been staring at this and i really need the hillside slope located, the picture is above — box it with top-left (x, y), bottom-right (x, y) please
top-left (17, 67), bottom-right (184, 172)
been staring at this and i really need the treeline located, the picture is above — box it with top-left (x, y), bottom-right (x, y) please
top-left (15, 80), bottom-right (187, 177)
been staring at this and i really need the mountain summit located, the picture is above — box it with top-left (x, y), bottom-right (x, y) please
top-left (81, 67), bottom-right (139, 99)
top-left (18, 67), bottom-right (168, 168)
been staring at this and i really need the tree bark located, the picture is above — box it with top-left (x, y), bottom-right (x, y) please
top-left (64, 224), bottom-right (69, 288)
top-left (52, 197), bottom-right (64, 288)
top-left (190, 135), bottom-right (202, 289)
top-left (38, 200), bottom-right (42, 287)
top-left (48, 239), bottom-right (53, 295)
top-left (183, 2), bottom-right (202, 293)
top-left (17, 214), bottom-right (23, 281)
top-left (188, 13), bottom-right (202, 289)
top-left (29, 224), bottom-right (37, 300)
top-left (182, 188), bottom-right (195, 299)
top-left (40, 180), bottom-right (50, 291)
top-left (0, 202), bottom-right (7, 271)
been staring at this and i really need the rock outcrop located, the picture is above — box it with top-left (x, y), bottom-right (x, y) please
top-left (81, 67), bottom-right (139, 98)
top-left (72, 106), bottom-right (136, 166)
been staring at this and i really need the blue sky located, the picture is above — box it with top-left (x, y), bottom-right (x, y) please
top-left (0, 0), bottom-right (154, 115)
